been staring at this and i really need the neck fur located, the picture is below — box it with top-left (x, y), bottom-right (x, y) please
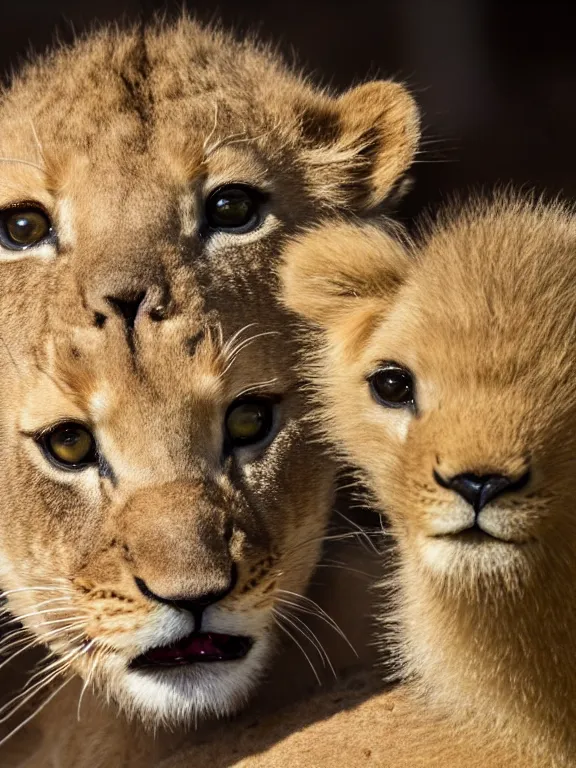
top-left (392, 543), bottom-right (576, 766)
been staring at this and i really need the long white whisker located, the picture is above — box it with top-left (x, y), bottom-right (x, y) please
top-left (276, 596), bottom-right (357, 657)
top-left (77, 648), bottom-right (101, 722)
top-left (275, 607), bottom-right (327, 667)
top-left (0, 626), bottom-right (84, 673)
top-left (0, 659), bottom-right (76, 722)
top-left (0, 638), bottom-right (91, 722)
top-left (221, 332), bottom-right (280, 374)
top-left (24, 638), bottom-right (87, 690)
top-left (334, 510), bottom-right (383, 556)
top-left (316, 560), bottom-right (375, 579)
top-left (221, 322), bottom-right (257, 357)
top-left (0, 586), bottom-right (72, 599)
top-left (276, 589), bottom-right (358, 656)
top-left (233, 377), bottom-right (279, 398)
top-left (0, 618), bottom-right (84, 653)
top-left (31, 617), bottom-right (86, 629)
top-left (0, 675), bottom-right (74, 750)
top-left (4, 607), bottom-right (84, 626)
top-left (276, 607), bottom-right (336, 678)
top-left (272, 614), bottom-right (321, 686)
top-left (29, 597), bottom-right (74, 611)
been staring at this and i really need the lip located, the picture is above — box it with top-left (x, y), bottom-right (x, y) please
top-left (130, 632), bottom-right (253, 669)
top-left (436, 524), bottom-right (511, 544)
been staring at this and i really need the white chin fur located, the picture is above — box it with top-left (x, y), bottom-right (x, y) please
top-left (92, 605), bottom-right (274, 725)
top-left (420, 534), bottom-right (526, 580)
top-left (120, 636), bottom-right (271, 724)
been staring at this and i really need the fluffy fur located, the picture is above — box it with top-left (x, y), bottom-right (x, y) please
top-left (281, 195), bottom-right (576, 766)
top-left (0, 16), bottom-right (419, 766)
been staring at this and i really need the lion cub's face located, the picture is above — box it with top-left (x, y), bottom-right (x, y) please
top-left (0, 22), bottom-right (418, 723)
top-left (282, 200), bottom-right (576, 592)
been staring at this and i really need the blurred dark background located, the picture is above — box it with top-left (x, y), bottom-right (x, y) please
top-left (2, 0), bottom-right (575, 219)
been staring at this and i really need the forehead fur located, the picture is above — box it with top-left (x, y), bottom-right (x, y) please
top-left (1, 20), bottom-right (302, 166)
top-left (0, 18), bottom-right (419, 215)
top-left (408, 197), bottom-right (576, 357)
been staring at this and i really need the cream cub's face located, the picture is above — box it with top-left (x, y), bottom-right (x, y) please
top-left (281, 202), bottom-right (576, 592)
top-left (0, 22), bottom-right (420, 724)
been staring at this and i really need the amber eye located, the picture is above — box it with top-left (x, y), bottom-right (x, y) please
top-left (40, 422), bottom-right (97, 469)
top-left (368, 363), bottom-right (416, 409)
top-left (205, 185), bottom-right (262, 232)
top-left (225, 398), bottom-right (275, 448)
top-left (0, 207), bottom-right (52, 249)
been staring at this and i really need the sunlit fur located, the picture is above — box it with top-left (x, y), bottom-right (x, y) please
top-left (0, 15), bottom-right (420, 763)
top-left (281, 195), bottom-right (576, 766)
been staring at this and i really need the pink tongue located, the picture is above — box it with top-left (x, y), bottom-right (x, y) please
top-left (147, 633), bottom-right (224, 663)
top-left (185, 634), bottom-right (221, 657)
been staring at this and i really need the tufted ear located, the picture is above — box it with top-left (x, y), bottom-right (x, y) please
top-left (280, 220), bottom-right (411, 328)
top-left (297, 81), bottom-right (420, 211)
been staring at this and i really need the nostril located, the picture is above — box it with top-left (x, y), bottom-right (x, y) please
top-left (434, 469), bottom-right (531, 513)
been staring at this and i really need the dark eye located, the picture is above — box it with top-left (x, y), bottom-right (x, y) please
top-left (39, 422), bottom-right (97, 470)
top-left (225, 398), bottom-right (275, 448)
top-left (368, 363), bottom-right (415, 409)
top-left (205, 185), bottom-right (262, 233)
top-left (0, 207), bottom-right (52, 249)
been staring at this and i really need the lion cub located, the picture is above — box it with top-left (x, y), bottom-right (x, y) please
top-left (281, 197), bottom-right (576, 766)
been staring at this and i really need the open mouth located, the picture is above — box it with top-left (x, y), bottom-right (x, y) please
top-left (130, 632), bottom-right (253, 669)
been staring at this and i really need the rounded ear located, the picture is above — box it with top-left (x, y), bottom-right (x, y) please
top-left (337, 81), bottom-right (420, 209)
top-left (297, 81), bottom-right (420, 212)
top-left (280, 220), bottom-right (411, 327)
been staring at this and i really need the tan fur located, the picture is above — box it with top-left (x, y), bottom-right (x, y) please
top-left (14, 674), bottom-right (521, 768)
top-left (281, 196), bottom-right (576, 766)
top-left (0, 16), bottom-right (419, 766)
top-left (156, 677), bottom-right (521, 768)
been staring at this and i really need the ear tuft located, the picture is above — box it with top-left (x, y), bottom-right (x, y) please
top-left (280, 220), bottom-right (411, 326)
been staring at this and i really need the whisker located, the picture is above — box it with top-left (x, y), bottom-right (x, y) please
top-left (0, 585), bottom-right (72, 599)
top-left (24, 638), bottom-right (87, 691)
top-left (274, 607), bottom-right (327, 667)
top-left (221, 322), bottom-right (257, 358)
top-left (233, 377), bottom-right (279, 398)
top-left (272, 614), bottom-right (321, 686)
top-left (2, 607), bottom-right (85, 627)
top-left (334, 510), bottom-right (382, 556)
top-left (0, 657), bottom-right (76, 722)
top-left (221, 331), bottom-right (280, 374)
top-left (0, 157), bottom-right (45, 173)
top-left (204, 124), bottom-right (280, 160)
top-left (0, 626), bottom-right (84, 673)
top-left (28, 119), bottom-right (47, 166)
top-left (31, 617), bottom-right (86, 630)
top-left (77, 647), bottom-right (101, 722)
top-left (275, 607), bottom-right (336, 678)
top-left (0, 637), bottom-right (92, 724)
top-left (316, 560), bottom-right (376, 579)
top-left (0, 675), bottom-right (74, 750)
top-left (281, 530), bottom-right (380, 561)
top-left (276, 591), bottom-right (357, 657)
top-left (30, 597), bottom-right (74, 611)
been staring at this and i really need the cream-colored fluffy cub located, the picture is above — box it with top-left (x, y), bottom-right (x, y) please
top-left (281, 197), bottom-right (576, 767)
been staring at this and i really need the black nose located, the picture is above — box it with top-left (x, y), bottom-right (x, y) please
top-left (434, 470), bottom-right (531, 513)
top-left (135, 565), bottom-right (237, 623)
top-left (106, 290), bottom-right (148, 332)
